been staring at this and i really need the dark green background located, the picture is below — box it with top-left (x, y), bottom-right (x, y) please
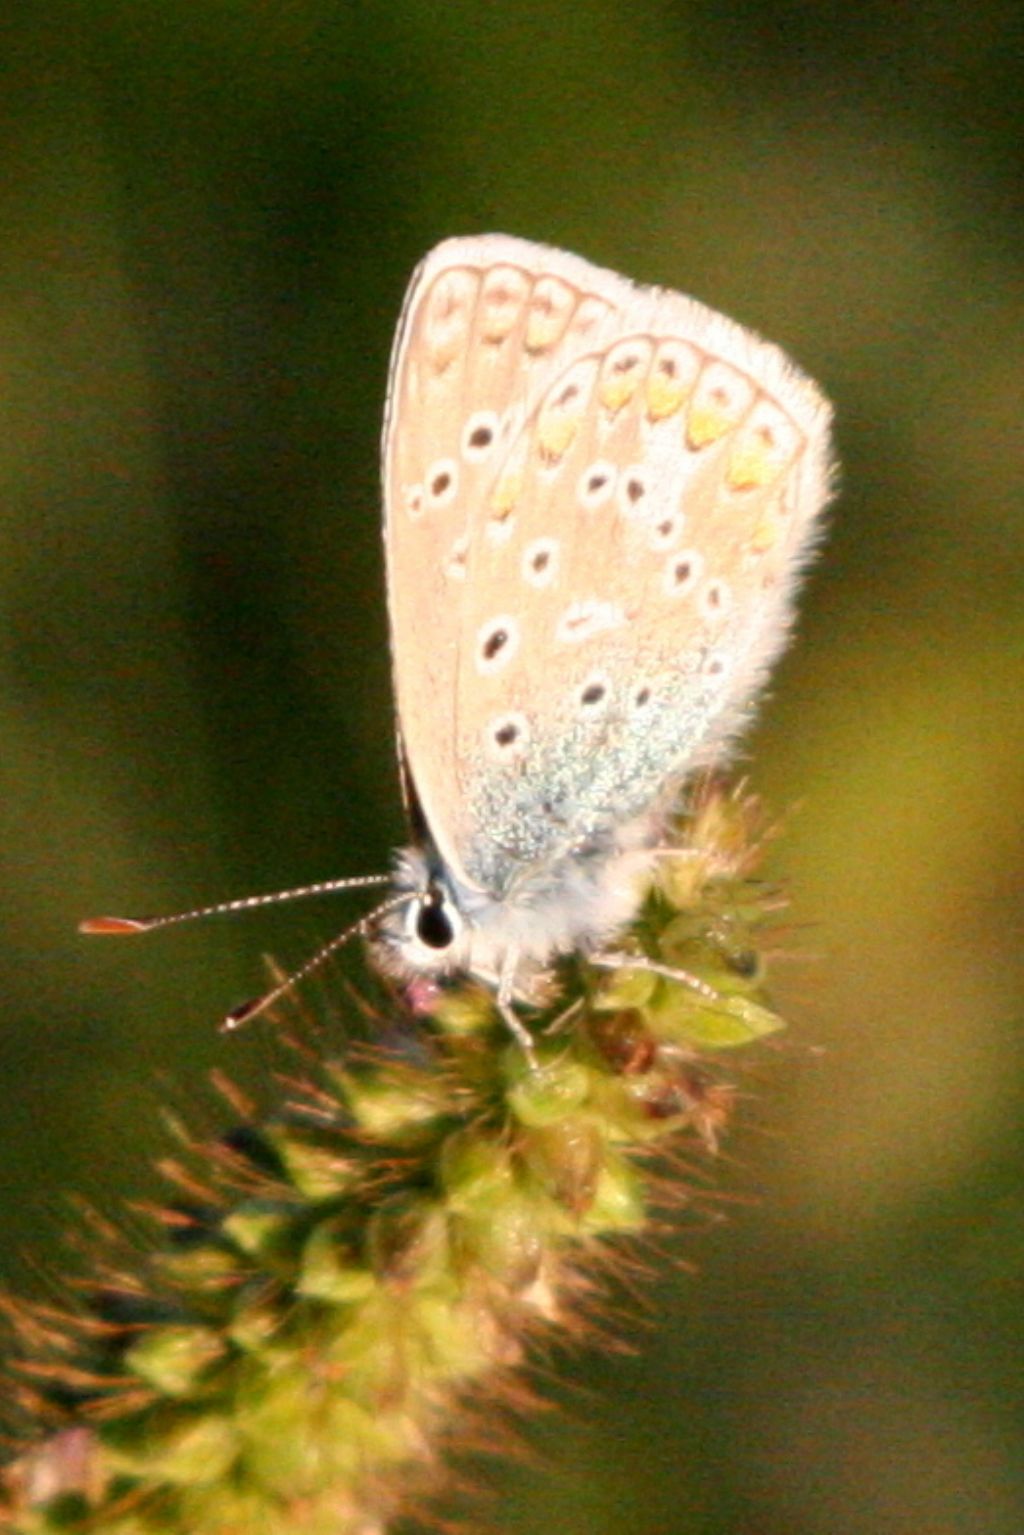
top-left (1, 3), bottom-right (1021, 1531)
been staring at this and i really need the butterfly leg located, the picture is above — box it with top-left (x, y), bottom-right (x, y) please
top-left (496, 946), bottom-right (539, 1065)
top-left (591, 951), bottom-right (722, 1006)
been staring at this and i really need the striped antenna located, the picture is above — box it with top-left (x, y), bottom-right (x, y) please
top-left (79, 873), bottom-right (392, 936)
top-left (221, 893), bottom-right (408, 1031)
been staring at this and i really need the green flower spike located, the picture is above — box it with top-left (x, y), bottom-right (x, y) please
top-left (1, 780), bottom-right (791, 1535)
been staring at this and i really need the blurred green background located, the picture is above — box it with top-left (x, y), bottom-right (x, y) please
top-left (1, 2), bottom-right (1021, 1530)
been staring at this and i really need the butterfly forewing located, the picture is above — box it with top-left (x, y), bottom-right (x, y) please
top-left (383, 236), bottom-right (832, 899)
top-left (383, 237), bottom-right (628, 886)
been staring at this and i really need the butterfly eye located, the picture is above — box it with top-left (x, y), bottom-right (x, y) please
top-left (406, 885), bottom-right (463, 953)
top-left (415, 899), bottom-right (454, 950)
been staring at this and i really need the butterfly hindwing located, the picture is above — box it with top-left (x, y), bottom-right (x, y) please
top-left (382, 236), bottom-right (832, 898)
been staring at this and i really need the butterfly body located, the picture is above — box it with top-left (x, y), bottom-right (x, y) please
top-left (376, 235), bottom-right (834, 1000)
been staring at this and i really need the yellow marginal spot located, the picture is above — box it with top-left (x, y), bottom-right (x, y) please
top-left (490, 471), bottom-right (523, 521)
top-left (423, 268), bottom-right (478, 373)
top-left (727, 433), bottom-right (787, 491)
top-left (425, 338), bottom-right (462, 377)
top-left (598, 340), bottom-right (652, 414)
top-left (647, 370), bottom-right (689, 422)
top-left (525, 277), bottom-right (575, 354)
top-left (536, 410), bottom-right (579, 465)
top-left (686, 362), bottom-right (754, 451)
top-left (535, 360), bottom-right (595, 465)
top-left (480, 265), bottom-right (529, 344)
top-left (646, 341), bottom-right (700, 422)
top-left (686, 399), bottom-right (735, 449)
top-left (599, 374), bottom-right (639, 413)
top-left (727, 403), bottom-right (800, 490)
top-left (749, 503), bottom-right (785, 554)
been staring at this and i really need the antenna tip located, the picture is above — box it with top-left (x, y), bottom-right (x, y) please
top-left (78, 916), bottom-right (152, 935)
top-left (221, 997), bottom-right (262, 1032)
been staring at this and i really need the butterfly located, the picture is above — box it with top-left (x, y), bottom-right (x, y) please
top-left (83, 235), bottom-right (834, 1052)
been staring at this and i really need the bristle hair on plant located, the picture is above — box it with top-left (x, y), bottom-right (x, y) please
top-left (1, 780), bottom-right (793, 1535)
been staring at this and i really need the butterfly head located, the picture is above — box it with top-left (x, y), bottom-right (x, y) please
top-left (374, 814), bottom-right (661, 999)
top-left (375, 846), bottom-right (473, 980)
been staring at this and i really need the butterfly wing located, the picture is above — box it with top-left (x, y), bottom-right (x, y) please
top-left (382, 236), bottom-right (833, 899)
top-left (383, 236), bottom-right (626, 883)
